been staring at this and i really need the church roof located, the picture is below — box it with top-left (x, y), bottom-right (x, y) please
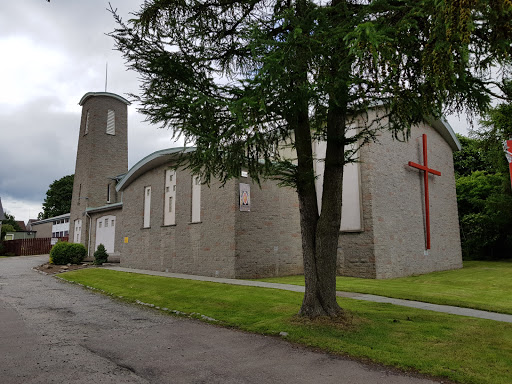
top-left (429, 117), bottom-right (461, 151)
top-left (116, 147), bottom-right (196, 192)
top-left (79, 92), bottom-right (131, 106)
top-left (115, 116), bottom-right (459, 194)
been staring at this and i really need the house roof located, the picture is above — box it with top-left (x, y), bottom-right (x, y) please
top-left (116, 147), bottom-right (196, 192)
top-left (16, 221), bottom-right (27, 231)
top-left (31, 212), bottom-right (70, 226)
top-left (0, 197), bottom-right (5, 221)
top-left (79, 92), bottom-right (131, 106)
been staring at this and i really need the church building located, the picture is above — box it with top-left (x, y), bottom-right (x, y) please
top-left (69, 92), bottom-right (462, 279)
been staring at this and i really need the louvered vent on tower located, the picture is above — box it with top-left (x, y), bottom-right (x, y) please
top-left (106, 109), bottom-right (115, 135)
top-left (85, 111), bottom-right (89, 135)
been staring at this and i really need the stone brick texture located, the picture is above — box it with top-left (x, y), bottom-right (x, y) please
top-left (337, 112), bottom-right (463, 278)
top-left (118, 163), bottom-right (238, 277)
top-left (117, 162), bottom-right (304, 278)
top-left (234, 177), bottom-right (303, 278)
top-left (69, 94), bottom-right (128, 256)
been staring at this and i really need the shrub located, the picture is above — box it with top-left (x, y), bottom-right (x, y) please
top-left (49, 242), bottom-right (68, 265)
top-left (93, 244), bottom-right (109, 265)
top-left (68, 243), bottom-right (87, 264)
top-left (50, 242), bottom-right (87, 265)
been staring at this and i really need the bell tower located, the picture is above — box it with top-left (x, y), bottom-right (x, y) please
top-left (69, 92), bottom-right (130, 250)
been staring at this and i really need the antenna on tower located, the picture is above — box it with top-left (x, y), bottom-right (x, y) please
top-left (105, 62), bottom-right (108, 92)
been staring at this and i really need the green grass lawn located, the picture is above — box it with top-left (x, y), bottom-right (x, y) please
top-left (256, 261), bottom-right (512, 315)
top-left (60, 268), bottom-right (512, 384)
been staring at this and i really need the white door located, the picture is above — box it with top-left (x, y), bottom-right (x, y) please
top-left (95, 215), bottom-right (116, 253)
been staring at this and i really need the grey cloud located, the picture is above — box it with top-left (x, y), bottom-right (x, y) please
top-left (0, 96), bottom-right (77, 202)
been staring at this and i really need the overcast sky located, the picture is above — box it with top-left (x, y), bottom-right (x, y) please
top-left (0, 0), bottom-right (473, 223)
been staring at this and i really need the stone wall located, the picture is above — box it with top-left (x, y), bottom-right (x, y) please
top-left (31, 222), bottom-right (52, 239)
top-left (118, 163), bottom-right (238, 277)
top-left (337, 138), bottom-right (377, 278)
top-left (351, 117), bottom-right (462, 278)
top-left (234, 177), bottom-right (303, 278)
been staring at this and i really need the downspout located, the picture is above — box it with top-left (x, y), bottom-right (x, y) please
top-left (86, 211), bottom-right (92, 258)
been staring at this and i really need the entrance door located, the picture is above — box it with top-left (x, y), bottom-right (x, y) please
top-left (95, 215), bottom-right (116, 253)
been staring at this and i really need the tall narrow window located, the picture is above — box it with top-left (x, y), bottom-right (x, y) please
top-left (84, 110), bottom-right (89, 135)
top-left (164, 170), bottom-right (176, 225)
top-left (143, 186), bottom-right (151, 228)
top-left (191, 175), bottom-right (201, 222)
top-left (106, 109), bottom-right (115, 135)
top-left (78, 183), bottom-right (82, 205)
top-left (74, 219), bottom-right (82, 243)
top-left (107, 184), bottom-right (111, 203)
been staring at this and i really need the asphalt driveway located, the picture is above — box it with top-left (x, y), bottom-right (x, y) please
top-left (0, 255), bottom-right (441, 384)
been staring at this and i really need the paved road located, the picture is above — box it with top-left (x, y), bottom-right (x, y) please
top-left (0, 256), bottom-right (441, 384)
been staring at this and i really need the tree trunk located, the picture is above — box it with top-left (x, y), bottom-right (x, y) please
top-left (291, 0), bottom-right (346, 318)
top-left (297, 106), bottom-right (346, 318)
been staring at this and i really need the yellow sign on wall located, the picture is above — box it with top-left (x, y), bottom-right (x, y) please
top-left (124, 237), bottom-right (129, 244)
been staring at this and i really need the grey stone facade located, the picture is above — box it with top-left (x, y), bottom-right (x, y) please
top-left (69, 92), bottom-right (462, 279)
top-left (234, 178), bottom-right (303, 278)
top-left (69, 92), bottom-right (129, 257)
top-left (337, 115), bottom-right (463, 278)
top-left (113, 156), bottom-right (303, 278)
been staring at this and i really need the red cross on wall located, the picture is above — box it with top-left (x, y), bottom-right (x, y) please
top-left (407, 134), bottom-right (441, 250)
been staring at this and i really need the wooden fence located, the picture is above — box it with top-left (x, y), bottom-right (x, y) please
top-left (2, 237), bottom-right (69, 256)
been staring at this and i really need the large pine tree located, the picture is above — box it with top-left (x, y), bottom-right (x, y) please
top-left (110, 0), bottom-right (512, 318)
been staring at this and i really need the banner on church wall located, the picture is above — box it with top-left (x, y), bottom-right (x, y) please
top-left (239, 183), bottom-right (251, 211)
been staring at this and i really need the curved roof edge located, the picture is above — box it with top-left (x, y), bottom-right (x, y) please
top-left (116, 147), bottom-right (196, 192)
top-left (427, 117), bottom-right (462, 151)
top-left (364, 103), bottom-right (462, 151)
top-left (79, 92), bottom-right (131, 106)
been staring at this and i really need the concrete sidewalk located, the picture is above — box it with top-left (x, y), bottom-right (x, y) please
top-left (105, 266), bottom-right (512, 323)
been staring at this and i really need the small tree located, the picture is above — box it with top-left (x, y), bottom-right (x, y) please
top-left (2, 213), bottom-right (21, 231)
top-left (0, 224), bottom-right (15, 241)
top-left (454, 87), bottom-right (512, 260)
top-left (93, 244), bottom-right (109, 265)
top-left (456, 171), bottom-right (512, 259)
